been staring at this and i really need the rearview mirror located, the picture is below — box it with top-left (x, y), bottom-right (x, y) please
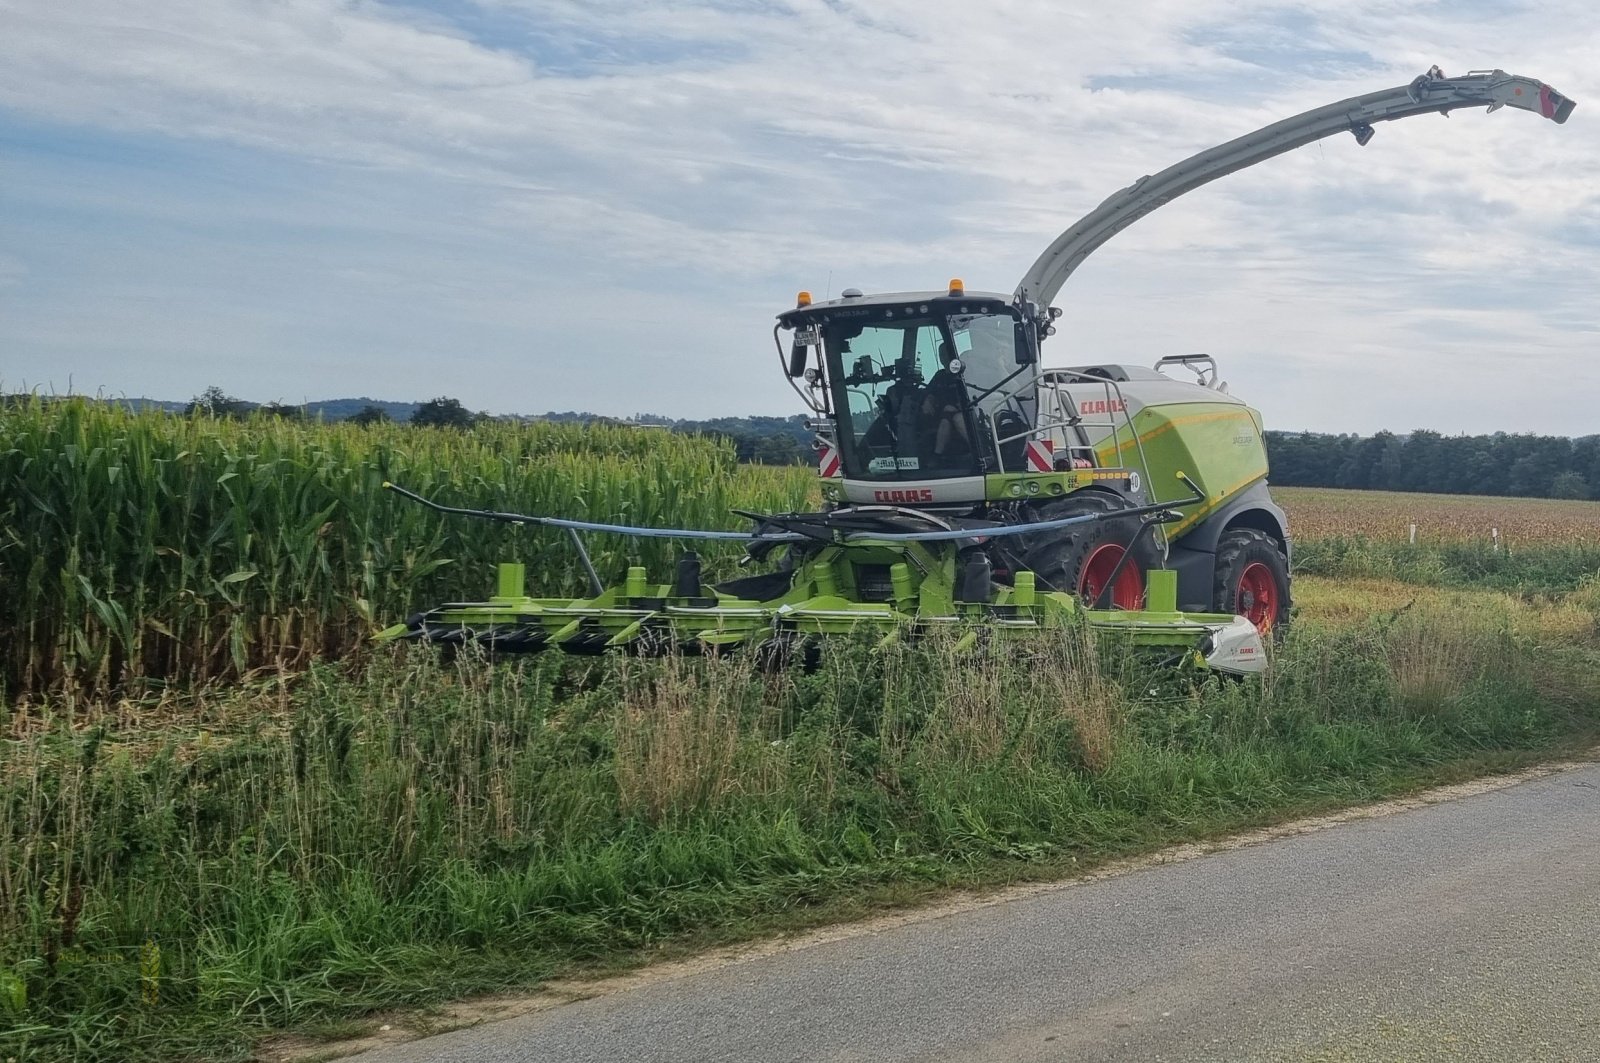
top-left (787, 327), bottom-right (818, 377)
top-left (1014, 320), bottom-right (1038, 365)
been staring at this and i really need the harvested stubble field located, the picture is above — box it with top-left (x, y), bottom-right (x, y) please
top-left (5, 407), bottom-right (1600, 1062)
top-left (1274, 486), bottom-right (1600, 593)
top-left (1275, 485), bottom-right (1600, 546)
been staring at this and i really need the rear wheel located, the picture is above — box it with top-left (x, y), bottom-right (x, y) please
top-left (1212, 528), bottom-right (1290, 635)
top-left (1022, 494), bottom-right (1162, 610)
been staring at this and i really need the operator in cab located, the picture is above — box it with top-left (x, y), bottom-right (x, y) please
top-left (920, 340), bottom-right (973, 462)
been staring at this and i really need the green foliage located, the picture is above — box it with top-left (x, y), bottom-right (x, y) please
top-left (348, 404), bottom-right (391, 427)
top-left (634, 413), bottom-right (813, 465)
top-left (1550, 470), bottom-right (1590, 500)
top-left (6, 402), bottom-right (1599, 1062)
top-left (257, 401), bottom-right (307, 421)
top-left (408, 396), bottom-right (478, 429)
top-left (0, 615), bottom-right (1589, 1062)
top-left (0, 397), bottom-right (816, 695)
top-left (184, 386), bottom-right (251, 419)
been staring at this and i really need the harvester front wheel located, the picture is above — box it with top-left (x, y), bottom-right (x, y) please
top-left (1023, 495), bottom-right (1161, 610)
top-left (1213, 528), bottom-right (1290, 635)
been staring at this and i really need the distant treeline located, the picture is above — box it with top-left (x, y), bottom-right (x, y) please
top-left (1265, 430), bottom-right (1600, 501)
top-left (633, 413), bottom-right (812, 466)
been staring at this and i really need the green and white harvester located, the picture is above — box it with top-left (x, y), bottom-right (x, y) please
top-left (381, 68), bottom-right (1573, 674)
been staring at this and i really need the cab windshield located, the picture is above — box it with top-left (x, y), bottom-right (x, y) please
top-left (824, 311), bottom-right (1022, 481)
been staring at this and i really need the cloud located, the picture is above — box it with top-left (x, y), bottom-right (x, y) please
top-left (0, 0), bottom-right (1595, 430)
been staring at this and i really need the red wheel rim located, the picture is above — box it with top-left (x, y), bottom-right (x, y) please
top-left (1236, 561), bottom-right (1280, 633)
top-left (1079, 544), bottom-right (1145, 610)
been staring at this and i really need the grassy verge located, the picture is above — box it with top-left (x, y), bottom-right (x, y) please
top-left (4, 584), bottom-right (1598, 1062)
top-left (1294, 534), bottom-right (1600, 593)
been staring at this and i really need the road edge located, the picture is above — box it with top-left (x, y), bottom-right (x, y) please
top-left (263, 750), bottom-right (1599, 1062)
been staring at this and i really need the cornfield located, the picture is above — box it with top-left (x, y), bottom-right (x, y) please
top-left (12, 401), bottom-right (1600, 699)
top-left (0, 398), bottom-right (815, 696)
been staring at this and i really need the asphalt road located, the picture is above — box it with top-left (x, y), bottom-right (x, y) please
top-left (347, 765), bottom-right (1600, 1062)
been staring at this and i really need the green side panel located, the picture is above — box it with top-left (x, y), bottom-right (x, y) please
top-left (983, 468), bottom-right (1140, 503)
top-left (1094, 401), bottom-right (1269, 539)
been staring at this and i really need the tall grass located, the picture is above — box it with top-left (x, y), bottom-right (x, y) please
top-left (0, 398), bottom-right (815, 696)
top-left (1294, 534), bottom-right (1600, 593)
top-left (1, 614), bottom-right (1585, 1062)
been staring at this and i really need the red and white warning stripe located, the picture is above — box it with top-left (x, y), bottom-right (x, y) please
top-left (1024, 440), bottom-right (1054, 473)
top-left (818, 444), bottom-right (842, 478)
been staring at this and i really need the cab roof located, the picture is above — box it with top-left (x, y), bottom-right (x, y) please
top-left (777, 289), bottom-right (1014, 328)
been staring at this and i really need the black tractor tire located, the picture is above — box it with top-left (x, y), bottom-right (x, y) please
top-left (1212, 528), bottom-right (1291, 635)
top-left (1021, 494), bottom-right (1163, 610)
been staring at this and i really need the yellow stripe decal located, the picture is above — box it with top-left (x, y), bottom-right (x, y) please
top-left (1096, 409), bottom-right (1252, 459)
top-left (1167, 469), bottom-right (1268, 537)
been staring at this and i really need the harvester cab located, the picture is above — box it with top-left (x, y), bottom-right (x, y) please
top-left (780, 284), bottom-right (1052, 500)
top-left (380, 67), bottom-right (1573, 674)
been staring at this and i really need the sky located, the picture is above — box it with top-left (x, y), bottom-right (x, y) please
top-left (1, 0), bottom-right (1597, 435)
